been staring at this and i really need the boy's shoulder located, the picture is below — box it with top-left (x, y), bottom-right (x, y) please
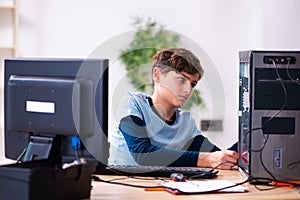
top-left (127, 92), bottom-right (151, 118)
top-left (128, 92), bottom-right (149, 109)
top-left (128, 92), bottom-right (149, 102)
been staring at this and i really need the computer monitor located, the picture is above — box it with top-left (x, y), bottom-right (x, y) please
top-left (4, 58), bottom-right (109, 168)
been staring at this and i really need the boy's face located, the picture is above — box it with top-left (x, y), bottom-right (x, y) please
top-left (153, 67), bottom-right (200, 108)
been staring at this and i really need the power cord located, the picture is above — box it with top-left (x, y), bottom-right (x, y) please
top-left (92, 161), bottom-right (250, 193)
top-left (241, 58), bottom-right (289, 183)
top-left (92, 161), bottom-right (300, 193)
top-left (91, 175), bottom-right (168, 189)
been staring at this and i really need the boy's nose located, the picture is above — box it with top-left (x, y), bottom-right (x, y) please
top-left (183, 82), bottom-right (193, 94)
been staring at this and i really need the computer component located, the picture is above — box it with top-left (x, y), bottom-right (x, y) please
top-left (238, 50), bottom-right (300, 184)
top-left (2, 58), bottom-right (109, 199)
top-left (4, 58), bottom-right (109, 166)
top-left (102, 165), bottom-right (218, 179)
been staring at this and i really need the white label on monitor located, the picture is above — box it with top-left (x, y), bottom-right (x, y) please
top-left (26, 100), bottom-right (55, 114)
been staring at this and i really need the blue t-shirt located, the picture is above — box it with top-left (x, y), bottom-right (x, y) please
top-left (109, 92), bottom-right (221, 166)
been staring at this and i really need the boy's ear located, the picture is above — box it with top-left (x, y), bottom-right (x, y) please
top-left (152, 67), bottom-right (161, 83)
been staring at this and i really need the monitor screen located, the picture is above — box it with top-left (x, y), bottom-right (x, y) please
top-left (4, 58), bottom-right (109, 168)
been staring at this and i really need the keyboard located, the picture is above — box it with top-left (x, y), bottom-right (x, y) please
top-left (100, 165), bottom-right (218, 179)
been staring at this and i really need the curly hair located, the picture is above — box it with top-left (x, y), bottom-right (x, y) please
top-left (152, 48), bottom-right (204, 80)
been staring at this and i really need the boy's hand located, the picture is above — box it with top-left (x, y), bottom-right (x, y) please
top-left (197, 150), bottom-right (239, 169)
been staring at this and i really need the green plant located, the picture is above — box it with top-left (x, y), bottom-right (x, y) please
top-left (120, 17), bottom-right (204, 109)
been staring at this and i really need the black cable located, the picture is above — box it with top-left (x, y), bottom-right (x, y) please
top-left (287, 161), bottom-right (300, 170)
top-left (284, 58), bottom-right (300, 173)
top-left (286, 59), bottom-right (300, 86)
top-left (91, 175), bottom-right (168, 189)
top-left (220, 162), bottom-right (300, 191)
top-left (243, 59), bottom-right (288, 153)
top-left (258, 146), bottom-right (277, 181)
top-left (91, 174), bottom-right (251, 193)
top-left (242, 127), bottom-right (264, 152)
top-left (93, 162), bottom-right (236, 191)
top-left (241, 59), bottom-right (289, 185)
top-left (93, 161), bottom-right (300, 193)
top-left (254, 60), bottom-right (288, 183)
top-left (129, 176), bottom-right (167, 181)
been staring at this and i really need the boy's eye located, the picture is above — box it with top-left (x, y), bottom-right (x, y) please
top-left (178, 77), bottom-right (186, 84)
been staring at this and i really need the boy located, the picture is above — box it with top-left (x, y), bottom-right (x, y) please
top-left (109, 48), bottom-right (238, 169)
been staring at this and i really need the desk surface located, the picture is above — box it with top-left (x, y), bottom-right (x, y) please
top-left (90, 169), bottom-right (300, 200)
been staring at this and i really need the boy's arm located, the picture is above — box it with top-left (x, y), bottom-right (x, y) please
top-left (227, 142), bottom-right (238, 152)
top-left (119, 115), bottom-right (199, 167)
top-left (184, 135), bottom-right (221, 152)
top-left (185, 134), bottom-right (237, 153)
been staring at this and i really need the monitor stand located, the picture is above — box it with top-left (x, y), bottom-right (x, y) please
top-left (23, 136), bottom-right (54, 161)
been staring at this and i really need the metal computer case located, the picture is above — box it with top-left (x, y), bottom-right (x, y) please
top-left (238, 50), bottom-right (300, 183)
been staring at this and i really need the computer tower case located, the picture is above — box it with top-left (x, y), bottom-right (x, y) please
top-left (238, 50), bottom-right (300, 183)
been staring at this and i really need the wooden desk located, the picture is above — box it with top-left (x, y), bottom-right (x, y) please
top-left (90, 169), bottom-right (300, 200)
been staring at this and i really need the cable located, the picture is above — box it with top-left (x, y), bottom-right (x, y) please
top-left (91, 175), bottom-right (168, 189)
top-left (93, 162), bottom-right (237, 191)
top-left (248, 59), bottom-right (288, 184)
top-left (91, 174), bottom-right (251, 193)
top-left (93, 161), bottom-right (300, 193)
top-left (287, 161), bottom-right (300, 170)
top-left (258, 60), bottom-right (289, 182)
top-left (219, 162), bottom-right (300, 191)
top-left (16, 147), bottom-right (27, 163)
top-left (258, 145), bottom-right (277, 181)
top-left (242, 127), bottom-right (265, 152)
top-left (188, 161), bottom-right (240, 180)
top-left (243, 58), bottom-right (289, 152)
top-left (243, 59), bottom-right (293, 186)
top-left (285, 58), bottom-right (300, 179)
top-left (72, 136), bottom-right (81, 160)
top-left (286, 58), bottom-right (300, 86)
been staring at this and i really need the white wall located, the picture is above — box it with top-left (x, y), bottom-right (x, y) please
top-left (1, 0), bottom-right (300, 162)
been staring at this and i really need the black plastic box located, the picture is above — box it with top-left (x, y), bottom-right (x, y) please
top-left (0, 158), bottom-right (97, 200)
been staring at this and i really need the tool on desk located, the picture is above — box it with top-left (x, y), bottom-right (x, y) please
top-left (271, 181), bottom-right (300, 188)
top-left (170, 173), bottom-right (187, 182)
top-left (145, 187), bottom-right (165, 191)
top-left (271, 180), bottom-right (300, 193)
top-left (145, 173), bottom-right (191, 192)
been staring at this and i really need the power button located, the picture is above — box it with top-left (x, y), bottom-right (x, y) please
top-left (274, 148), bottom-right (282, 169)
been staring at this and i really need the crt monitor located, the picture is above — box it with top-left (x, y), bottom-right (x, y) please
top-left (4, 58), bottom-right (109, 167)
